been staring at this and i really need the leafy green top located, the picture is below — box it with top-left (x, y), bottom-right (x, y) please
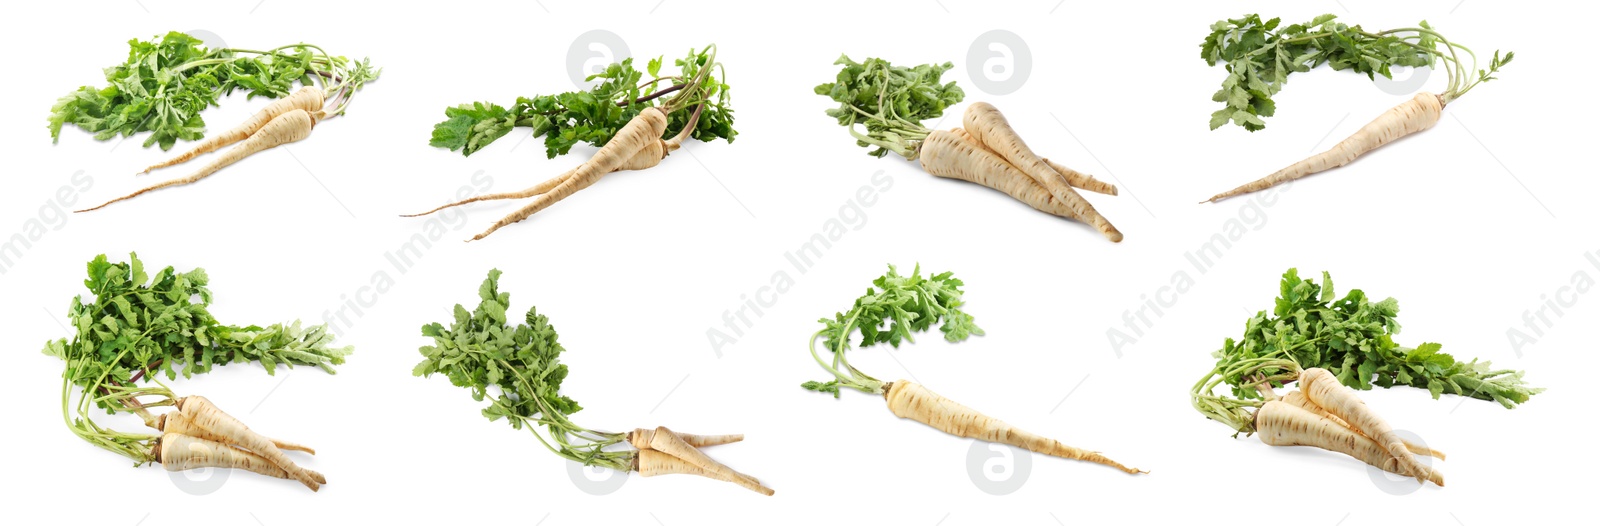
top-left (430, 46), bottom-right (734, 159)
top-left (414, 270), bottom-right (631, 471)
top-left (1200, 14), bottom-right (1511, 131)
top-left (49, 31), bottom-right (378, 149)
top-left (815, 55), bottom-right (964, 160)
top-left (1191, 269), bottom-right (1541, 434)
top-left (42, 253), bottom-right (351, 462)
top-left (803, 264), bottom-right (984, 397)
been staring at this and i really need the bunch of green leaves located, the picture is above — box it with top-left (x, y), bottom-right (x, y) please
top-left (1212, 269), bottom-right (1541, 408)
top-left (803, 264), bottom-right (984, 397)
top-left (414, 270), bottom-right (629, 470)
top-left (815, 55), bottom-right (965, 159)
top-left (430, 46), bottom-right (735, 159)
top-left (1200, 14), bottom-right (1441, 131)
top-left (49, 31), bottom-right (379, 150)
top-left (43, 253), bottom-right (352, 410)
top-left (41, 253), bottom-right (352, 461)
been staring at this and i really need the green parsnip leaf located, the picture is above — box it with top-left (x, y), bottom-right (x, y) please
top-left (1200, 14), bottom-right (1511, 131)
top-left (803, 264), bottom-right (983, 396)
top-left (430, 47), bottom-right (735, 159)
top-left (815, 55), bottom-right (964, 159)
top-left (414, 270), bottom-right (631, 471)
top-left (50, 31), bottom-right (379, 149)
top-left (1211, 269), bottom-right (1541, 408)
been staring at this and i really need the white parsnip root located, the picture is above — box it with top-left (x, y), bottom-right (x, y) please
top-left (79, 109), bottom-right (318, 212)
top-left (885, 380), bottom-right (1143, 474)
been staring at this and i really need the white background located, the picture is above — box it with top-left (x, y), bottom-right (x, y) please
top-left (3, 0), bottom-right (1594, 524)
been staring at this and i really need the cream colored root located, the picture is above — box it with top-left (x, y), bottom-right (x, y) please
top-left (158, 410), bottom-right (317, 455)
top-left (468, 108), bottom-right (670, 241)
top-left (406, 139), bottom-right (665, 218)
top-left (141, 86), bottom-right (325, 174)
top-left (1206, 92), bottom-right (1444, 203)
top-left (947, 127), bottom-right (1116, 196)
top-left (402, 170), bottom-right (573, 218)
top-left (647, 426), bottom-right (773, 496)
top-left (176, 395), bottom-right (323, 491)
top-left (1299, 368), bottom-right (1437, 485)
top-left (1255, 401), bottom-right (1443, 486)
top-left (158, 433), bottom-right (291, 481)
top-left (922, 130), bottom-right (1091, 224)
top-left (885, 380), bottom-right (1143, 474)
top-left (79, 109), bottom-right (316, 212)
top-left (948, 129), bottom-right (1093, 219)
top-left (961, 102), bottom-right (1121, 242)
top-left (1281, 390), bottom-right (1443, 460)
top-left (628, 427), bottom-right (744, 449)
top-left (635, 449), bottom-right (760, 484)
top-left (1042, 158), bottom-right (1117, 195)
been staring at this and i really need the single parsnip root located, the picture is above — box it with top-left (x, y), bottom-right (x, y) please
top-left (1255, 400), bottom-right (1443, 486)
top-left (141, 86), bottom-right (326, 174)
top-left (78, 108), bottom-right (317, 212)
top-left (628, 427), bottom-right (744, 449)
top-left (175, 395), bottom-right (324, 491)
top-left (466, 107), bottom-right (670, 241)
top-left (884, 380), bottom-right (1143, 474)
top-left (961, 102), bottom-right (1121, 242)
top-left (921, 129), bottom-right (1090, 226)
top-left (1204, 93), bottom-right (1443, 203)
top-left (157, 410), bottom-right (317, 455)
top-left (1298, 368), bottom-right (1438, 485)
top-left (157, 433), bottom-right (291, 480)
top-left (1282, 390), bottom-right (1444, 460)
top-left (646, 425), bottom-right (773, 496)
top-left (634, 449), bottom-right (761, 484)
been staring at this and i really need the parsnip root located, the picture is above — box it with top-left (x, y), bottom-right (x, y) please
top-left (79, 109), bottom-right (317, 212)
top-left (1281, 390), bottom-right (1443, 460)
top-left (157, 433), bottom-right (291, 481)
top-left (141, 86), bottom-right (325, 174)
top-left (628, 427), bottom-right (744, 450)
top-left (1298, 368), bottom-right (1439, 485)
top-left (884, 380), bottom-right (1143, 474)
top-left (1255, 400), bottom-right (1443, 486)
top-left (175, 395), bottom-right (324, 491)
top-left (635, 449), bottom-right (761, 484)
top-left (646, 425), bottom-right (773, 496)
top-left (158, 410), bottom-right (317, 455)
top-left (1205, 92), bottom-right (1444, 202)
top-left (960, 102), bottom-right (1121, 242)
